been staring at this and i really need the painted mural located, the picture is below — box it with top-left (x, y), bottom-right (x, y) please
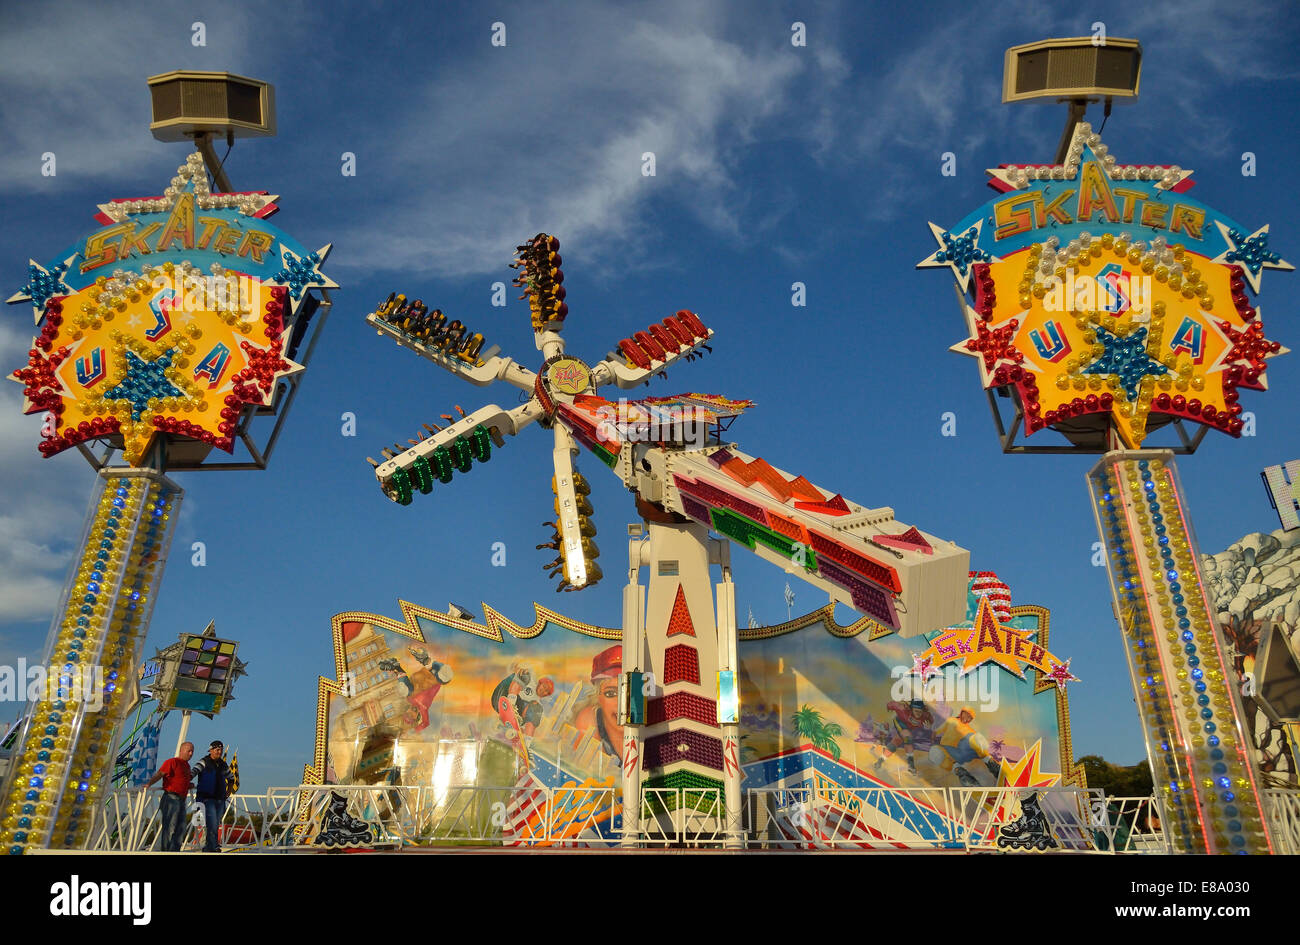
top-left (737, 574), bottom-right (1077, 847)
top-left (312, 572), bottom-right (1078, 847)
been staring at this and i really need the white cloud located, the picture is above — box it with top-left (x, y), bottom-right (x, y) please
top-left (0, 318), bottom-right (97, 622)
top-left (0, 1), bottom-right (267, 194)
top-left (329, 4), bottom-right (809, 278)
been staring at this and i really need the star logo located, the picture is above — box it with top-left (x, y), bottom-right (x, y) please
top-left (984, 123), bottom-right (1193, 195)
top-left (922, 119), bottom-right (1293, 450)
top-left (918, 219), bottom-right (999, 292)
top-left (235, 339), bottom-right (305, 405)
top-left (1081, 324), bottom-right (1169, 402)
top-left (1211, 222), bottom-right (1294, 294)
top-left (1045, 659), bottom-right (1079, 689)
top-left (919, 596), bottom-right (1071, 682)
top-left (7, 256), bottom-right (76, 324)
top-left (101, 348), bottom-right (184, 421)
top-left (910, 653), bottom-right (939, 682)
top-left (1218, 318), bottom-right (1286, 391)
top-left (271, 244), bottom-right (338, 314)
top-left (950, 303), bottom-right (1025, 388)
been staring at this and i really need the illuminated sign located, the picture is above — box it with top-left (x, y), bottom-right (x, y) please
top-left (545, 356), bottom-right (591, 395)
top-left (921, 123), bottom-right (1291, 449)
top-left (159, 632), bottom-right (242, 716)
top-left (914, 596), bottom-right (1076, 686)
top-left (8, 154), bottom-right (335, 467)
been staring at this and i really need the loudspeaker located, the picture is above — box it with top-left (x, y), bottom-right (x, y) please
top-left (148, 71), bottom-right (276, 142)
top-left (1003, 38), bottom-right (1141, 104)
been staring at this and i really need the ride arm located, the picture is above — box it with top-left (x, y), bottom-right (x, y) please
top-left (652, 445), bottom-right (970, 637)
top-left (550, 425), bottom-right (599, 589)
top-left (373, 402), bottom-right (543, 504)
top-left (365, 309), bottom-right (534, 391)
top-left (590, 309), bottom-right (714, 390)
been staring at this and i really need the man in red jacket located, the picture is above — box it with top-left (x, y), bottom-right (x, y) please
top-left (146, 741), bottom-right (194, 852)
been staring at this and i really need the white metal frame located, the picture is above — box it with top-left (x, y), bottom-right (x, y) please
top-left (73, 783), bottom-right (1208, 853)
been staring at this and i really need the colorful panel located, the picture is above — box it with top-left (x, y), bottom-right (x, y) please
top-left (313, 575), bottom-right (1075, 848)
top-left (646, 692), bottom-right (719, 728)
top-left (663, 643), bottom-right (701, 687)
top-left (809, 532), bottom-right (902, 594)
top-left (644, 730), bottom-right (724, 772)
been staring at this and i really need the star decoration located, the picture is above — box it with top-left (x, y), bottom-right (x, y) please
top-left (1081, 324), bottom-right (1168, 402)
top-left (7, 256), bottom-right (76, 323)
top-left (101, 349), bottom-right (184, 421)
top-left (984, 122), bottom-right (1193, 194)
top-left (996, 739), bottom-right (1060, 790)
top-left (1212, 222), bottom-right (1293, 293)
top-left (910, 653), bottom-right (939, 682)
top-left (1044, 659), bottom-right (1078, 689)
top-left (10, 346), bottom-right (68, 415)
top-left (90, 153), bottom-right (281, 225)
top-left (950, 304), bottom-right (1024, 388)
top-left (918, 219), bottom-right (998, 292)
top-left (271, 244), bottom-right (338, 313)
top-left (235, 339), bottom-right (305, 405)
top-left (1218, 318), bottom-right (1286, 391)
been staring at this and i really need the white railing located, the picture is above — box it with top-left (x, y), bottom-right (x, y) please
top-left (86, 789), bottom-right (299, 851)
top-left (1097, 795), bottom-right (1168, 854)
top-left (1264, 788), bottom-right (1300, 855)
top-left (745, 786), bottom-right (960, 849)
top-left (634, 788), bottom-right (724, 847)
top-left (79, 784), bottom-right (1183, 852)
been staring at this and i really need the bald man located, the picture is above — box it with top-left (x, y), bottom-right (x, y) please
top-left (147, 742), bottom-right (194, 852)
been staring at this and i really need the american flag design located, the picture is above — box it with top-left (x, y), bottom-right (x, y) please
top-left (969, 570), bottom-right (1012, 621)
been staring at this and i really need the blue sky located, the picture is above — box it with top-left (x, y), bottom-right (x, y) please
top-left (1, 0), bottom-right (1297, 791)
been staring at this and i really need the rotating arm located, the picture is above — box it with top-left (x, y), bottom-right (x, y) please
top-left (651, 446), bottom-right (970, 637)
top-left (590, 310), bottom-right (714, 391)
top-left (366, 311), bottom-right (534, 390)
top-left (550, 424), bottom-right (599, 589)
top-left (373, 402), bottom-right (542, 504)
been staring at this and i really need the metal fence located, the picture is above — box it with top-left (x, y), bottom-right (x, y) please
top-left (82, 782), bottom-right (1283, 853)
top-left (1265, 788), bottom-right (1300, 855)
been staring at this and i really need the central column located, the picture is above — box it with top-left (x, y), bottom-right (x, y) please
top-left (637, 520), bottom-right (728, 840)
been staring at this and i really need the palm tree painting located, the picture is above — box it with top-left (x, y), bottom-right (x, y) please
top-left (791, 705), bottom-right (844, 762)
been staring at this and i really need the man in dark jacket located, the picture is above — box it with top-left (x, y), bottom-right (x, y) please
top-left (191, 740), bottom-right (235, 852)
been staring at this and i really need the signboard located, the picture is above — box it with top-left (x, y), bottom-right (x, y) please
top-left (921, 122), bottom-right (1290, 449)
top-left (8, 153), bottom-right (335, 467)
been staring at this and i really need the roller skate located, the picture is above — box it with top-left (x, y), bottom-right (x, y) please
top-left (315, 792), bottom-right (373, 849)
top-left (953, 764), bottom-right (979, 787)
top-left (996, 791), bottom-right (1057, 851)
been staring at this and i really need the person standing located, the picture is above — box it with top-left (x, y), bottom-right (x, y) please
top-left (190, 740), bottom-right (235, 853)
top-left (145, 741), bottom-right (194, 852)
